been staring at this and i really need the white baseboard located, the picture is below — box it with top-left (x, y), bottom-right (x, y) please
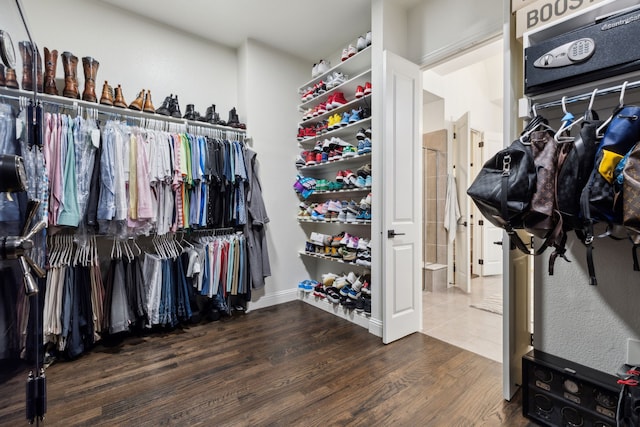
top-left (368, 317), bottom-right (383, 337)
top-left (246, 288), bottom-right (298, 312)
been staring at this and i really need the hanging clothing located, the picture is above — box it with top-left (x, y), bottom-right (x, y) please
top-left (444, 173), bottom-right (461, 243)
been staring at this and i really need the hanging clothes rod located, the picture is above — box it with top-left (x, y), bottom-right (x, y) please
top-left (0, 87), bottom-right (247, 134)
top-left (534, 79), bottom-right (640, 111)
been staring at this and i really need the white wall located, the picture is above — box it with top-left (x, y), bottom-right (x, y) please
top-left (239, 39), bottom-right (310, 310)
top-left (3, 0), bottom-right (238, 118)
top-left (422, 53), bottom-right (503, 134)
top-left (407, 0), bottom-right (503, 66)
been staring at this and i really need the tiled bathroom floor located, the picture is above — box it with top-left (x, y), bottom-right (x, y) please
top-left (421, 275), bottom-right (503, 363)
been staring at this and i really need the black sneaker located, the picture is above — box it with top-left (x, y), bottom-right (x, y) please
top-left (356, 128), bottom-right (367, 140)
top-left (355, 296), bottom-right (365, 312)
top-left (364, 297), bottom-right (371, 314)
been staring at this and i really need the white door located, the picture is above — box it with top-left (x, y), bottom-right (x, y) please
top-left (453, 113), bottom-right (471, 293)
top-left (478, 131), bottom-right (504, 276)
top-left (382, 50), bottom-right (422, 344)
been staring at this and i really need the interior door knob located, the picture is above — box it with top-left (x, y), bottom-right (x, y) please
top-left (387, 229), bottom-right (406, 238)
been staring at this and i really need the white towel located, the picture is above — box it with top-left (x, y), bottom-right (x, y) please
top-left (444, 173), bottom-right (461, 243)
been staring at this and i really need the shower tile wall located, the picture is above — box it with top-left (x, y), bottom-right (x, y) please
top-left (424, 133), bottom-right (448, 265)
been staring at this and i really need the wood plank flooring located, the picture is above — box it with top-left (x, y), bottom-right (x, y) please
top-left (0, 301), bottom-right (535, 426)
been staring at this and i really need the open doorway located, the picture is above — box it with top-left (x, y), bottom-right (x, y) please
top-left (420, 38), bottom-right (504, 363)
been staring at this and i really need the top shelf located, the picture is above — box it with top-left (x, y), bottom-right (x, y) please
top-left (297, 46), bottom-right (372, 93)
top-left (0, 87), bottom-right (247, 134)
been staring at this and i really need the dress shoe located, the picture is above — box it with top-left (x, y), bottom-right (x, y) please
top-left (4, 68), bottom-right (18, 89)
top-left (43, 47), bottom-right (58, 96)
top-left (61, 51), bottom-right (79, 99)
top-left (170, 95), bottom-right (182, 118)
top-left (129, 90), bottom-right (145, 111)
top-left (156, 94), bottom-right (172, 116)
top-left (143, 90), bottom-right (155, 113)
top-left (113, 84), bottom-right (127, 108)
top-left (81, 56), bottom-right (99, 102)
top-left (0, 64), bottom-right (5, 87)
top-left (99, 80), bottom-right (113, 106)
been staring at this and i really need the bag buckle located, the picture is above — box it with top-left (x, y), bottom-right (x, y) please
top-left (502, 154), bottom-right (511, 176)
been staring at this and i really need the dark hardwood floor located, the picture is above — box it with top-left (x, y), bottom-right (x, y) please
top-left (0, 301), bottom-right (535, 426)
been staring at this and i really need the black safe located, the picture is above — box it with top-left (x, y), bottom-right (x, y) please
top-left (525, 7), bottom-right (640, 95)
top-left (522, 350), bottom-right (620, 427)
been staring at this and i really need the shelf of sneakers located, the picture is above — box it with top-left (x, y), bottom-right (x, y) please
top-left (297, 45), bottom-right (371, 96)
top-left (298, 116), bottom-right (371, 144)
top-left (298, 69), bottom-right (371, 111)
top-left (300, 231), bottom-right (372, 269)
top-left (298, 271), bottom-right (372, 326)
top-left (297, 151), bottom-right (371, 171)
top-left (298, 93), bottom-right (371, 128)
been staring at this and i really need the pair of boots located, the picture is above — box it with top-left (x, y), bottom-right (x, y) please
top-left (99, 82), bottom-right (128, 108)
top-left (227, 107), bottom-right (245, 129)
top-left (128, 89), bottom-right (156, 113)
top-left (201, 104), bottom-right (226, 125)
top-left (0, 64), bottom-right (19, 89)
top-left (156, 94), bottom-right (182, 118)
top-left (57, 50), bottom-right (100, 102)
top-left (183, 104), bottom-right (202, 121)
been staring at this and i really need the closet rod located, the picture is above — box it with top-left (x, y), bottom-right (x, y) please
top-left (534, 79), bottom-right (640, 111)
top-left (0, 87), bottom-right (246, 134)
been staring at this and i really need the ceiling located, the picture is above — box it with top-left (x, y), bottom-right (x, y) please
top-left (95, 0), bottom-right (373, 63)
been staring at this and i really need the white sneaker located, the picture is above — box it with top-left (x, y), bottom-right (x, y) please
top-left (356, 36), bottom-right (367, 51)
top-left (365, 31), bottom-right (372, 46)
top-left (341, 48), bottom-right (349, 61)
top-left (312, 63), bottom-right (319, 78)
top-left (347, 44), bottom-right (357, 58)
top-left (316, 59), bottom-right (331, 76)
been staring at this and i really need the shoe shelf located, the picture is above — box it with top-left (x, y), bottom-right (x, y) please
top-left (298, 93), bottom-right (371, 127)
top-left (297, 46), bottom-right (372, 93)
top-left (306, 186), bottom-right (371, 195)
top-left (299, 251), bottom-right (372, 269)
top-left (297, 153), bottom-right (371, 172)
top-left (298, 117), bottom-right (371, 144)
top-left (0, 87), bottom-right (246, 133)
top-left (297, 69), bottom-right (372, 111)
top-left (297, 218), bottom-right (372, 225)
top-left (298, 292), bottom-right (370, 329)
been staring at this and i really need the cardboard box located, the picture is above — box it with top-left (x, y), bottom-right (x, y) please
top-left (512, 0), bottom-right (538, 13)
top-left (515, 0), bottom-right (606, 38)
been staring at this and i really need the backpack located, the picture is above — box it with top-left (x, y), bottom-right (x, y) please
top-left (580, 105), bottom-right (640, 284)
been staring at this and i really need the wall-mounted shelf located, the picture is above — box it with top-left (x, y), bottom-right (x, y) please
top-left (297, 152), bottom-right (371, 171)
top-left (299, 251), bottom-right (371, 268)
top-left (298, 117), bottom-right (371, 144)
top-left (297, 46), bottom-right (372, 93)
top-left (297, 218), bottom-right (372, 225)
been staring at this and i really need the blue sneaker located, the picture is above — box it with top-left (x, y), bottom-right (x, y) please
top-left (349, 108), bottom-right (361, 123)
top-left (357, 139), bottom-right (365, 154)
top-left (360, 138), bottom-right (372, 154)
top-left (340, 112), bottom-right (351, 127)
top-left (321, 151), bottom-right (329, 163)
top-left (298, 280), bottom-right (314, 293)
top-left (365, 175), bottom-right (372, 187)
top-left (355, 176), bottom-right (367, 188)
top-left (340, 285), bottom-right (352, 297)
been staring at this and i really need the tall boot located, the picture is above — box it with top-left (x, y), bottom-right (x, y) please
top-left (99, 80), bottom-right (113, 106)
top-left (81, 56), bottom-right (99, 102)
top-left (129, 89), bottom-right (145, 111)
top-left (4, 68), bottom-right (19, 89)
top-left (155, 94), bottom-right (172, 116)
top-left (113, 84), bottom-right (127, 108)
top-left (43, 47), bottom-right (59, 96)
top-left (170, 95), bottom-right (182, 118)
top-left (0, 64), bottom-right (5, 87)
top-left (143, 90), bottom-right (155, 113)
top-left (19, 41), bottom-right (33, 91)
top-left (61, 51), bottom-right (79, 99)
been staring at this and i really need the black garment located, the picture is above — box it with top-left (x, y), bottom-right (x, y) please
top-left (85, 145), bottom-right (101, 229)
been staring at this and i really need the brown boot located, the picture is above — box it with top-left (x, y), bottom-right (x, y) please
top-left (143, 90), bottom-right (155, 113)
top-left (43, 47), bottom-right (59, 96)
top-left (4, 68), bottom-right (19, 89)
top-left (0, 64), bottom-right (5, 87)
top-left (99, 80), bottom-right (113, 106)
top-left (129, 89), bottom-right (145, 111)
top-left (19, 41), bottom-right (33, 91)
top-left (81, 56), bottom-right (99, 102)
top-left (61, 51), bottom-right (79, 99)
top-left (113, 84), bottom-right (127, 108)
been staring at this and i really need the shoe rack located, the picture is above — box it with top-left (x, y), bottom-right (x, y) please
top-left (294, 36), bottom-right (373, 329)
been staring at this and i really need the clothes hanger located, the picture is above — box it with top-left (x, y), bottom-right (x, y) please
top-left (597, 80), bottom-right (628, 137)
top-left (555, 96), bottom-right (584, 142)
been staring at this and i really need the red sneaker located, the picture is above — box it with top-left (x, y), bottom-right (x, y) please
top-left (363, 82), bottom-right (372, 95)
top-left (306, 151), bottom-right (317, 166)
top-left (355, 85), bottom-right (364, 98)
top-left (304, 127), bottom-right (316, 139)
top-left (331, 92), bottom-right (348, 108)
